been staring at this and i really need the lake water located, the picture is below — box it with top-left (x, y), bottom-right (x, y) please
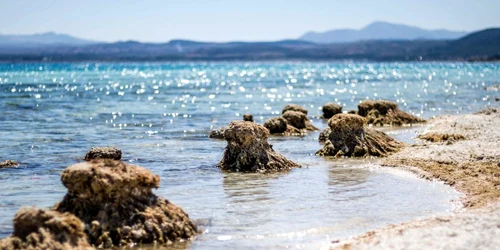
top-left (1, 62), bottom-right (498, 249)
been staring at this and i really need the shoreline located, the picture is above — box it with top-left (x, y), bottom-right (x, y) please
top-left (331, 107), bottom-right (500, 249)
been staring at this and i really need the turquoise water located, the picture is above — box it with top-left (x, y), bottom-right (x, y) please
top-left (1, 62), bottom-right (498, 249)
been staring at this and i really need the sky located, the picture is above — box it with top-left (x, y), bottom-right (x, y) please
top-left (0, 0), bottom-right (499, 42)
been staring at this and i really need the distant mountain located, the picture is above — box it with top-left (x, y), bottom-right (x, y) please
top-left (0, 32), bottom-right (98, 47)
top-left (0, 28), bottom-right (498, 62)
top-left (300, 21), bottom-right (469, 43)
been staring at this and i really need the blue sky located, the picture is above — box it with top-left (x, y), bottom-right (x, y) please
top-left (0, 0), bottom-right (499, 42)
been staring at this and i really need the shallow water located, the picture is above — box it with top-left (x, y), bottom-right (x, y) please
top-left (1, 62), bottom-right (497, 249)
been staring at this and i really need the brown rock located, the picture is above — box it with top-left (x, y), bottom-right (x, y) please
top-left (84, 147), bottom-right (121, 161)
top-left (243, 114), bottom-right (254, 122)
top-left (54, 160), bottom-right (198, 247)
top-left (0, 207), bottom-right (93, 250)
top-left (322, 102), bottom-right (343, 119)
top-left (357, 100), bottom-right (425, 126)
top-left (0, 160), bottom-right (18, 169)
top-left (316, 114), bottom-right (403, 157)
top-left (218, 121), bottom-right (300, 172)
top-left (282, 104), bottom-right (308, 115)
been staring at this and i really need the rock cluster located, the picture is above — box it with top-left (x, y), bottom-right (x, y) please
top-left (84, 147), bottom-right (122, 161)
top-left (357, 100), bottom-right (425, 126)
top-left (54, 159), bottom-right (198, 248)
top-left (264, 104), bottom-right (318, 135)
top-left (218, 121), bottom-right (300, 172)
top-left (316, 114), bottom-right (403, 157)
top-left (0, 208), bottom-right (93, 250)
top-left (0, 160), bottom-right (18, 169)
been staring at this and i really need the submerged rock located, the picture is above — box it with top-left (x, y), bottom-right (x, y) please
top-left (0, 207), bottom-right (92, 250)
top-left (0, 160), bottom-right (19, 168)
top-left (282, 104), bottom-right (308, 115)
top-left (218, 121), bottom-right (300, 172)
top-left (243, 114), bottom-right (254, 122)
top-left (357, 100), bottom-right (425, 126)
top-left (418, 133), bottom-right (466, 142)
top-left (321, 103), bottom-right (343, 119)
top-left (54, 160), bottom-right (198, 247)
top-left (84, 147), bottom-right (122, 161)
top-left (316, 114), bottom-right (403, 157)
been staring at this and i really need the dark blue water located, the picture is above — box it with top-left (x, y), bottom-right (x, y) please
top-left (2, 61), bottom-right (498, 249)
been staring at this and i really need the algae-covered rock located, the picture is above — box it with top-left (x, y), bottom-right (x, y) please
top-left (54, 160), bottom-right (198, 247)
top-left (322, 103), bottom-right (343, 119)
top-left (209, 126), bottom-right (227, 139)
top-left (243, 114), bottom-right (254, 122)
top-left (84, 147), bottom-right (122, 161)
top-left (316, 114), bottom-right (403, 157)
top-left (0, 207), bottom-right (93, 250)
top-left (282, 104), bottom-right (308, 115)
top-left (357, 100), bottom-right (425, 126)
top-left (0, 160), bottom-right (18, 169)
top-left (218, 121), bottom-right (300, 172)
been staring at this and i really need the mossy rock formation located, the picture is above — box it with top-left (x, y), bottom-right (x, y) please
top-left (0, 208), bottom-right (93, 250)
top-left (321, 102), bottom-right (343, 119)
top-left (316, 114), bottom-right (403, 157)
top-left (218, 121), bottom-right (300, 172)
top-left (84, 147), bottom-right (122, 161)
top-left (54, 160), bottom-right (198, 248)
top-left (357, 100), bottom-right (425, 126)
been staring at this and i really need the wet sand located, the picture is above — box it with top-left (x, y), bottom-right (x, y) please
top-left (331, 107), bottom-right (500, 249)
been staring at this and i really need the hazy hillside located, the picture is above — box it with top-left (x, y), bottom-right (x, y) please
top-left (0, 32), bottom-right (98, 47)
top-left (300, 21), bottom-right (468, 43)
